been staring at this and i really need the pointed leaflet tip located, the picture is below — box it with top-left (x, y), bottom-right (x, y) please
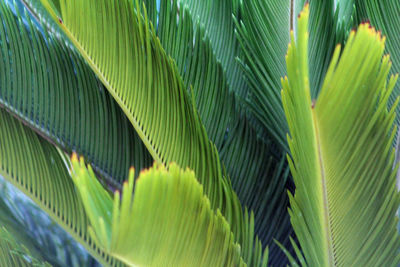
top-left (71, 152), bottom-right (78, 162)
top-left (299, 2), bottom-right (309, 18)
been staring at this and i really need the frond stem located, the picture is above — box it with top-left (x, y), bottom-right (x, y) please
top-left (312, 108), bottom-right (336, 267)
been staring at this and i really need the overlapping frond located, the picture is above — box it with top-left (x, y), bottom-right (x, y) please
top-left (0, 108), bottom-right (125, 266)
top-left (72, 158), bottom-right (263, 267)
top-left (152, 3), bottom-right (293, 258)
top-left (354, 1), bottom-right (400, 127)
top-left (282, 5), bottom-right (400, 266)
top-left (334, 0), bottom-right (355, 42)
top-left (0, 178), bottom-right (98, 266)
top-left (23, 2), bottom-right (293, 260)
top-left (0, 227), bottom-right (51, 267)
top-left (0, 1), bottom-right (152, 187)
top-left (175, 0), bottom-right (247, 97)
top-left (235, 0), bottom-right (291, 150)
top-left (219, 118), bottom-right (293, 265)
top-left (236, 0), bottom-right (351, 151)
top-left (21, 0), bottom-right (288, 263)
top-left (157, 1), bottom-right (236, 149)
top-left (307, 0), bottom-right (337, 97)
top-left (40, 0), bottom-right (268, 264)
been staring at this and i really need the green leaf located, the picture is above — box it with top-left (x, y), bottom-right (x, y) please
top-left (0, 177), bottom-right (97, 266)
top-left (307, 0), bottom-right (337, 97)
top-left (40, 0), bottom-right (267, 264)
top-left (235, 0), bottom-right (291, 150)
top-left (354, 1), bottom-right (400, 132)
top-left (0, 108), bottom-right (125, 266)
top-left (282, 5), bottom-right (400, 266)
top-left (25, 2), bottom-right (292, 260)
top-left (71, 158), bottom-right (253, 267)
top-left (176, 0), bottom-right (248, 98)
top-left (157, 1), bottom-right (236, 150)
top-left (150, 2), bottom-right (293, 257)
top-left (219, 118), bottom-right (293, 265)
top-left (0, 227), bottom-right (51, 267)
top-left (0, 0), bottom-right (152, 186)
top-left (236, 0), bottom-right (350, 150)
top-left (335, 0), bottom-right (355, 42)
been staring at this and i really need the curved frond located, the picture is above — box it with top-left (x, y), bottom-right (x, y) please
top-left (334, 0), bottom-right (355, 41)
top-left (23, 2), bottom-right (293, 260)
top-left (282, 6), bottom-right (400, 266)
top-left (0, 227), bottom-right (51, 267)
top-left (354, 1), bottom-right (400, 128)
top-left (236, 0), bottom-right (348, 150)
top-left (176, 0), bottom-right (248, 97)
top-left (0, 175), bottom-right (101, 266)
top-left (0, 108), bottom-right (125, 266)
top-left (157, 1), bottom-right (236, 150)
top-left (219, 118), bottom-right (293, 265)
top-left (0, 0), bottom-right (152, 187)
top-left (235, 0), bottom-right (291, 150)
top-left (307, 0), bottom-right (337, 97)
top-left (71, 158), bottom-right (257, 267)
top-left (40, 0), bottom-right (267, 264)
top-left (143, 1), bottom-right (294, 260)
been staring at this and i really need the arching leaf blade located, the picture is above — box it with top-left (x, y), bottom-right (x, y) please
top-left (152, 2), bottom-right (293, 258)
top-left (0, 108), bottom-right (125, 266)
top-left (177, 0), bottom-right (248, 98)
top-left (355, 1), bottom-right (400, 131)
top-left (282, 5), bottom-right (400, 266)
top-left (72, 158), bottom-right (248, 267)
top-left (0, 0), bottom-right (152, 187)
top-left (39, 0), bottom-right (267, 264)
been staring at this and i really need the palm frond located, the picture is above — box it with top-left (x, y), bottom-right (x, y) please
top-left (236, 0), bottom-right (352, 151)
top-left (219, 118), bottom-right (293, 265)
top-left (235, 0), bottom-right (291, 150)
top-left (354, 1), bottom-right (400, 129)
top-left (334, 0), bottom-right (355, 42)
top-left (307, 0), bottom-right (337, 97)
top-left (157, 1), bottom-right (236, 150)
top-left (174, 0), bottom-right (248, 98)
top-left (0, 227), bottom-right (51, 267)
top-left (0, 107), bottom-right (125, 266)
top-left (150, 2), bottom-right (293, 257)
top-left (72, 158), bottom-right (265, 267)
top-left (40, 0), bottom-right (267, 264)
top-left (282, 5), bottom-right (400, 265)
top-left (0, 177), bottom-right (99, 266)
top-left (0, 1), bottom-right (152, 187)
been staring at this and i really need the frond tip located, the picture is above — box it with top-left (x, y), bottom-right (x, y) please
top-left (282, 5), bottom-right (400, 266)
top-left (71, 156), bottom-right (247, 267)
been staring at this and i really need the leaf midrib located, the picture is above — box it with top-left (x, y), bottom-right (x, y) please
top-left (0, 169), bottom-right (115, 267)
top-left (52, 16), bottom-right (163, 165)
top-left (312, 107), bottom-right (336, 267)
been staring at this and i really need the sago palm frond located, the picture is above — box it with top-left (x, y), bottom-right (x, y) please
top-left (0, 227), bottom-right (51, 267)
top-left (0, 178), bottom-right (97, 266)
top-left (146, 1), bottom-right (293, 259)
top-left (282, 5), bottom-right (400, 266)
top-left (0, 107), bottom-right (125, 265)
top-left (71, 157), bottom-right (269, 267)
top-left (0, 1), bottom-right (152, 186)
top-left (168, 0), bottom-right (248, 98)
top-left (20, 0), bottom-right (293, 262)
top-left (236, 0), bottom-right (354, 151)
top-left (40, 0), bottom-right (268, 264)
top-left (355, 1), bottom-right (400, 129)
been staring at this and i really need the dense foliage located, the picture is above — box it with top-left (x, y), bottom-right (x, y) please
top-left (0, 0), bottom-right (399, 266)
